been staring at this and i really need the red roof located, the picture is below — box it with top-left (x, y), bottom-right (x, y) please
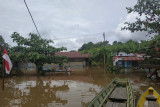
top-left (55, 52), bottom-right (90, 58)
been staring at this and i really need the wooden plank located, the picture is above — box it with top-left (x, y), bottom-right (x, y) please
top-left (106, 102), bottom-right (113, 107)
top-left (109, 88), bottom-right (119, 99)
top-left (93, 100), bottom-right (99, 107)
top-left (112, 103), bottom-right (119, 107)
top-left (153, 102), bottom-right (160, 107)
top-left (146, 95), bottom-right (157, 101)
top-left (109, 88), bottom-right (127, 101)
top-left (148, 101), bottom-right (159, 107)
top-left (120, 88), bottom-right (127, 100)
top-left (151, 65), bottom-right (160, 69)
top-left (143, 101), bottom-right (148, 107)
top-left (106, 102), bottom-right (126, 107)
top-left (148, 101), bottom-right (153, 107)
top-left (99, 95), bottom-right (104, 103)
top-left (118, 103), bottom-right (126, 107)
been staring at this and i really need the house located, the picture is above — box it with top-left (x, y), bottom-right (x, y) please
top-left (113, 52), bottom-right (144, 67)
top-left (17, 52), bottom-right (90, 74)
top-left (54, 51), bottom-right (91, 69)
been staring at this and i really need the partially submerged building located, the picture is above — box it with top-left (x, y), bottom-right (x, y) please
top-left (17, 52), bottom-right (91, 74)
top-left (113, 52), bottom-right (144, 67)
top-left (17, 62), bottom-right (37, 74)
top-left (54, 51), bottom-right (91, 69)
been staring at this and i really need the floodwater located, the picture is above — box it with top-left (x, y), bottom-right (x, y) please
top-left (0, 68), bottom-right (160, 107)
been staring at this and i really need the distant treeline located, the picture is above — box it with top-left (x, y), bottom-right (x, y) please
top-left (78, 36), bottom-right (160, 67)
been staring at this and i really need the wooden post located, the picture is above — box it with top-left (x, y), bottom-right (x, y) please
top-left (103, 33), bottom-right (106, 69)
top-left (2, 58), bottom-right (4, 90)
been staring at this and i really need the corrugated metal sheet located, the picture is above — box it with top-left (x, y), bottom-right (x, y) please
top-left (120, 57), bottom-right (144, 61)
top-left (113, 53), bottom-right (144, 61)
top-left (113, 57), bottom-right (144, 61)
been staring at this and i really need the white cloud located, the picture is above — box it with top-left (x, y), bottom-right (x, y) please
top-left (106, 12), bottom-right (149, 44)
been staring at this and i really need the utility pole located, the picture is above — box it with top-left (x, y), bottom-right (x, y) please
top-left (103, 33), bottom-right (106, 69)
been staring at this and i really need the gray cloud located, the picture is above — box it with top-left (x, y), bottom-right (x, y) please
top-left (0, 0), bottom-right (145, 51)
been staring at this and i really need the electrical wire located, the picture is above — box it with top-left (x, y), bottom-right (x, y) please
top-left (23, 0), bottom-right (106, 40)
top-left (24, 0), bottom-right (41, 37)
top-left (52, 32), bottom-right (105, 40)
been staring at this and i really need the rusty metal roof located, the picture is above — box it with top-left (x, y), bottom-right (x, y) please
top-left (113, 56), bottom-right (144, 61)
top-left (55, 52), bottom-right (90, 58)
top-left (120, 57), bottom-right (144, 61)
top-left (113, 53), bottom-right (145, 61)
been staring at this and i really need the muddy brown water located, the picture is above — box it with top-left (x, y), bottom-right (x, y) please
top-left (0, 68), bottom-right (160, 107)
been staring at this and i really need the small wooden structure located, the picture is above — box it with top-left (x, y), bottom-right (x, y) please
top-left (87, 78), bottom-right (135, 107)
top-left (139, 64), bottom-right (160, 78)
top-left (139, 64), bottom-right (160, 70)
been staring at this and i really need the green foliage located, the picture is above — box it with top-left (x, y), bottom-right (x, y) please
top-left (123, 40), bottom-right (140, 54)
top-left (10, 32), bottom-right (67, 73)
top-left (78, 41), bottom-right (109, 51)
top-left (121, 0), bottom-right (160, 65)
top-left (139, 35), bottom-right (160, 59)
top-left (78, 42), bottom-right (94, 51)
top-left (122, 0), bottom-right (160, 35)
top-left (80, 36), bottom-right (160, 67)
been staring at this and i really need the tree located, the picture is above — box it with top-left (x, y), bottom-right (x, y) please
top-left (78, 42), bottom-right (94, 51)
top-left (94, 41), bottom-right (109, 48)
top-left (113, 41), bottom-right (118, 45)
top-left (10, 32), bottom-right (67, 73)
top-left (122, 0), bottom-right (160, 65)
top-left (78, 41), bottom-right (109, 51)
top-left (122, 0), bottom-right (160, 35)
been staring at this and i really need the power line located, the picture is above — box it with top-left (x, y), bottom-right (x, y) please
top-left (52, 32), bottom-right (105, 40)
top-left (54, 32), bottom-right (108, 50)
top-left (24, 0), bottom-right (41, 37)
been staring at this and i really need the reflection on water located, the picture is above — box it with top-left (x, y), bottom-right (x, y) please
top-left (0, 68), bottom-right (160, 107)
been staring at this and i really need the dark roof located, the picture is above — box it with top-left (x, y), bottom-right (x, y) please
top-left (55, 52), bottom-right (90, 58)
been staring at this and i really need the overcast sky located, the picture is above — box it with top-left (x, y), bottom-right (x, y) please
top-left (0, 0), bottom-right (149, 51)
